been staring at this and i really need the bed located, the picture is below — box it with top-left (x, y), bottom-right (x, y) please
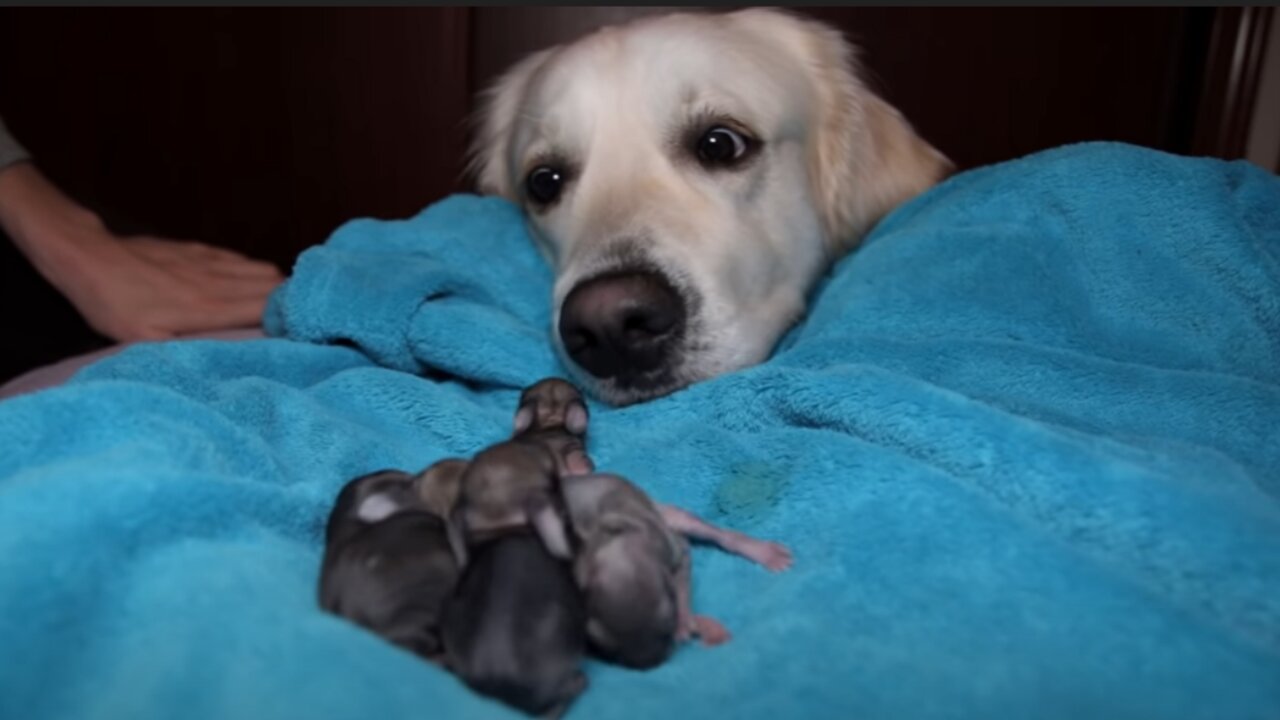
top-left (0, 141), bottom-right (1277, 719)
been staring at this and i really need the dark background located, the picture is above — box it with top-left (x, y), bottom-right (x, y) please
top-left (0, 7), bottom-right (1273, 378)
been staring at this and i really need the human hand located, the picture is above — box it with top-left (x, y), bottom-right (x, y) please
top-left (0, 162), bottom-right (285, 342)
top-left (63, 232), bottom-right (285, 342)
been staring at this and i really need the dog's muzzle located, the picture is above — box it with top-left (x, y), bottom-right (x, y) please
top-left (557, 269), bottom-right (686, 390)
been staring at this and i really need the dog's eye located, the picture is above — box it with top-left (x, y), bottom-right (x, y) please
top-left (695, 126), bottom-right (752, 167)
top-left (526, 166), bottom-right (566, 205)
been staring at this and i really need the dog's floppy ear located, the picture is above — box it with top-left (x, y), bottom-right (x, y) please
top-left (733, 9), bottom-right (953, 255)
top-left (817, 89), bottom-right (953, 253)
top-left (466, 48), bottom-right (557, 199)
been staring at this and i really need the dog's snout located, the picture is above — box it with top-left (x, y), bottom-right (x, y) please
top-left (558, 271), bottom-right (685, 381)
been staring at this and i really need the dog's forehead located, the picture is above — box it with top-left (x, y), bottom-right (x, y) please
top-left (523, 16), bottom-right (813, 140)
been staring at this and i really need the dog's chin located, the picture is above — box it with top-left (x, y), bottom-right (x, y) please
top-left (555, 312), bottom-right (789, 406)
top-left (556, 349), bottom-right (707, 406)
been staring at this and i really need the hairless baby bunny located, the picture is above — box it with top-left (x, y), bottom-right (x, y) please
top-left (318, 469), bottom-right (461, 661)
top-left (512, 377), bottom-right (595, 476)
top-left (505, 378), bottom-right (793, 668)
top-left (432, 380), bottom-right (596, 718)
top-left (444, 378), bottom-right (595, 567)
top-left (557, 471), bottom-right (791, 668)
top-left (439, 530), bottom-right (589, 719)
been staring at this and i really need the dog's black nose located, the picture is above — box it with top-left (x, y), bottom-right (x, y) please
top-left (558, 270), bottom-right (685, 381)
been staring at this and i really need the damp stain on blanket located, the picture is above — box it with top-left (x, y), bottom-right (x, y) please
top-left (714, 461), bottom-right (790, 521)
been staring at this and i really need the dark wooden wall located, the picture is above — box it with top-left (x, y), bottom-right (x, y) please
top-left (0, 7), bottom-right (1261, 272)
top-left (0, 8), bottom-right (471, 266)
top-left (796, 7), bottom-right (1211, 171)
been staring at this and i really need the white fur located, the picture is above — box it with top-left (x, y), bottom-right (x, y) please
top-left (356, 494), bottom-right (401, 524)
top-left (469, 8), bottom-right (951, 404)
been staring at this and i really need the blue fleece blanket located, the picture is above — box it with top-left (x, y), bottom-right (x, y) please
top-left (1, 142), bottom-right (1278, 720)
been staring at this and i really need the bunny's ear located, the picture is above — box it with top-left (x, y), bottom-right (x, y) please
top-left (446, 508), bottom-right (469, 569)
top-left (565, 403), bottom-right (588, 435)
top-left (513, 405), bottom-right (535, 435)
top-left (526, 494), bottom-right (574, 560)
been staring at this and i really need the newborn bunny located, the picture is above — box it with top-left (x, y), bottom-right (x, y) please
top-left (513, 377), bottom-right (594, 477)
top-left (416, 456), bottom-right (469, 519)
top-left (433, 379), bottom-right (596, 716)
top-left (318, 469), bottom-right (461, 660)
top-left (446, 378), bottom-right (593, 567)
top-left (440, 531), bottom-right (589, 719)
top-left (559, 472), bottom-right (793, 668)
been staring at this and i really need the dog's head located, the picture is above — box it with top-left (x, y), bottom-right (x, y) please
top-left (469, 9), bottom-right (950, 404)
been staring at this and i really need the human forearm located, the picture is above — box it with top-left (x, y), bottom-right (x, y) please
top-left (0, 119), bottom-right (283, 342)
top-left (0, 162), bottom-right (114, 292)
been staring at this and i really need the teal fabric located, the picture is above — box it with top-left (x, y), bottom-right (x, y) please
top-left (1, 142), bottom-right (1277, 719)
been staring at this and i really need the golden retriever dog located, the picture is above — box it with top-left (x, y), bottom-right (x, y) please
top-left (469, 8), bottom-right (951, 405)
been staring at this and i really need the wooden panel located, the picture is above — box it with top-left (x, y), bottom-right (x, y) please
top-left (794, 7), bottom-right (1206, 170)
top-left (1192, 6), bottom-right (1276, 159)
top-left (0, 8), bottom-right (472, 268)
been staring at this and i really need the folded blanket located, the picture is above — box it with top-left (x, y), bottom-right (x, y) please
top-left (1, 142), bottom-right (1277, 720)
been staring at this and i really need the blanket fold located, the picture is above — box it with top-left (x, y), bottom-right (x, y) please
top-left (1, 142), bottom-right (1278, 720)
top-left (263, 196), bottom-right (562, 388)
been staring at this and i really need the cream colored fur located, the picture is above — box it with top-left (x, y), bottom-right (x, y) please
top-left (469, 8), bottom-right (951, 404)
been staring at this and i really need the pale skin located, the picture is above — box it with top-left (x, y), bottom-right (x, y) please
top-left (512, 378), bottom-right (794, 647)
top-left (0, 161), bottom-right (283, 342)
top-left (660, 503), bottom-right (793, 646)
